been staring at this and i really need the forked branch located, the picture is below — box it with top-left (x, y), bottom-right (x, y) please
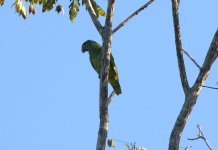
top-left (192, 29), bottom-right (218, 94)
top-left (188, 125), bottom-right (213, 150)
top-left (169, 0), bottom-right (218, 149)
top-left (108, 91), bottom-right (116, 105)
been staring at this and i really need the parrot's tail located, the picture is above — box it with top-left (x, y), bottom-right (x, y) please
top-left (111, 81), bottom-right (122, 95)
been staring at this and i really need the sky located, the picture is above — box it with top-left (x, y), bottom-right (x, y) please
top-left (0, 0), bottom-right (218, 150)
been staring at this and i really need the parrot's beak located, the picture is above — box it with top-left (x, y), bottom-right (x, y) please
top-left (81, 44), bottom-right (87, 53)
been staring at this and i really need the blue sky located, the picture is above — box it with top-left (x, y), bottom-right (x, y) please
top-left (0, 0), bottom-right (218, 150)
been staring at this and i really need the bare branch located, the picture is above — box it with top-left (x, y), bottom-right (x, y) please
top-left (188, 125), bottom-right (213, 150)
top-left (182, 49), bottom-right (218, 90)
top-left (108, 91), bottom-right (116, 105)
top-left (188, 137), bottom-right (200, 140)
top-left (171, 0), bottom-right (190, 95)
top-left (192, 29), bottom-right (218, 94)
top-left (182, 49), bottom-right (201, 70)
top-left (85, 0), bottom-right (103, 35)
top-left (169, 3), bottom-right (217, 150)
top-left (203, 85), bottom-right (218, 90)
top-left (112, 0), bottom-right (155, 34)
top-left (169, 29), bottom-right (218, 150)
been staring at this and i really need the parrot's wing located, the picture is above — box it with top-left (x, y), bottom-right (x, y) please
top-left (90, 59), bottom-right (95, 70)
top-left (91, 41), bottom-right (102, 50)
top-left (110, 54), bottom-right (118, 75)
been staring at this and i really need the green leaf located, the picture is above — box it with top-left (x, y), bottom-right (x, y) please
top-left (90, 0), bottom-right (106, 17)
top-left (12, 0), bottom-right (28, 19)
top-left (55, 4), bottom-right (64, 14)
top-left (125, 144), bottom-right (131, 150)
top-left (69, 0), bottom-right (80, 22)
top-left (97, 7), bottom-right (106, 16)
top-left (42, 0), bottom-right (56, 12)
top-left (82, 0), bottom-right (85, 5)
top-left (107, 139), bottom-right (115, 148)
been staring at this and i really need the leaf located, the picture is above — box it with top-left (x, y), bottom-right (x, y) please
top-left (107, 139), bottom-right (115, 148)
top-left (42, 0), bottom-right (56, 12)
top-left (90, 0), bottom-right (106, 17)
top-left (29, 4), bottom-right (36, 14)
top-left (82, 0), bottom-right (85, 5)
top-left (12, 0), bottom-right (28, 19)
top-left (125, 144), bottom-right (131, 150)
top-left (69, 0), bottom-right (80, 22)
top-left (55, 4), bottom-right (64, 14)
top-left (0, 0), bottom-right (5, 6)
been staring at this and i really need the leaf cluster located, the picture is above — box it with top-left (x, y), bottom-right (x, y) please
top-left (1, 0), bottom-right (105, 22)
top-left (107, 139), bottom-right (146, 150)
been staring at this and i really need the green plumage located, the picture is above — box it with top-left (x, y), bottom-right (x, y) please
top-left (82, 40), bottom-right (122, 95)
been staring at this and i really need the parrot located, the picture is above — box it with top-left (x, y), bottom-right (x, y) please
top-left (81, 40), bottom-right (122, 95)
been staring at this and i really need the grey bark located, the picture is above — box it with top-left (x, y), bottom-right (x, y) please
top-left (96, 0), bottom-right (115, 150)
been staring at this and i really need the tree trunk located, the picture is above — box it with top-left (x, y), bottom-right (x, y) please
top-left (96, 0), bottom-right (115, 150)
top-left (169, 93), bottom-right (198, 150)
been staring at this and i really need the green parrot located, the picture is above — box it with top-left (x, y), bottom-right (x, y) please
top-left (81, 40), bottom-right (122, 95)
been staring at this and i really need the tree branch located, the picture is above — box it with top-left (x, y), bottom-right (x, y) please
top-left (192, 29), bottom-right (218, 94)
top-left (112, 0), bottom-right (155, 34)
top-left (202, 85), bottom-right (218, 90)
top-left (169, 2), bottom-right (217, 150)
top-left (169, 29), bottom-right (218, 150)
top-left (85, 0), bottom-right (104, 35)
top-left (108, 91), bottom-right (116, 106)
top-left (96, 0), bottom-right (115, 150)
top-left (171, 0), bottom-right (190, 95)
top-left (182, 49), bottom-right (201, 70)
top-left (169, 95), bottom-right (198, 150)
top-left (188, 125), bottom-right (213, 150)
top-left (182, 49), bottom-right (218, 91)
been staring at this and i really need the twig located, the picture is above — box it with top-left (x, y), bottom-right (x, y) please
top-left (108, 91), bottom-right (116, 105)
top-left (188, 137), bottom-right (200, 140)
top-left (112, 139), bottom-right (131, 145)
top-left (85, 0), bottom-right (103, 35)
top-left (112, 0), bottom-right (155, 34)
top-left (182, 49), bottom-right (201, 70)
top-left (188, 125), bottom-right (213, 150)
top-left (202, 85), bottom-right (218, 90)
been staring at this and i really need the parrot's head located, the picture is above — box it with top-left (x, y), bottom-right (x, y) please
top-left (82, 40), bottom-right (100, 53)
top-left (82, 40), bottom-right (93, 53)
